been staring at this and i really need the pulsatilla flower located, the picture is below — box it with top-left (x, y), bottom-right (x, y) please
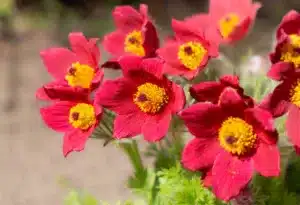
top-left (180, 88), bottom-right (280, 201)
top-left (40, 100), bottom-right (102, 157)
top-left (260, 68), bottom-right (300, 154)
top-left (208, 0), bottom-right (261, 44)
top-left (190, 75), bottom-right (254, 107)
top-left (36, 32), bottom-right (103, 101)
top-left (157, 19), bottom-right (219, 80)
top-left (268, 11), bottom-right (300, 79)
top-left (102, 4), bottom-right (159, 69)
top-left (95, 56), bottom-right (185, 142)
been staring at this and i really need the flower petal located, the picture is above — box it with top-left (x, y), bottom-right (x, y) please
top-left (113, 5), bottom-right (143, 32)
top-left (212, 151), bottom-right (253, 201)
top-left (190, 81), bottom-right (224, 103)
top-left (219, 87), bottom-right (245, 112)
top-left (157, 41), bottom-right (181, 67)
top-left (142, 112), bottom-right (172, 142)
top-left (276, 10), bottom-right (300, 39)
top-left (170, 82), bottom-right (185, 113)
top-left (179, 102), bottom-right (224, 138)
top-left (252, 143), bottom-right (280, 177)
top-left (118, 55), bottom-right (143, 76)
top-left (95, 78), bottom-right (137, 115)
top-left (142, 21), bottom-right (159, 57)
top-left (202, 168), bottom-right (213, 187)
top-left (286, 104), bottom-right (300, 148)
top-left (113, 112), bottom-right (145, 139)
top-left (102, 31), bottom-right (125, 57)
top-left (63, 128), bottom-right (93, 157)
top-left (267, 62), bottom-right (294, 81)
top-left (40, 102), bottom-right (74, 132)
top-left (181, 137), bottom-right (221, 171)
top-left (220, 75), bottom-right (240, 88)
top-left (40, 48), bottom-right (77, 79)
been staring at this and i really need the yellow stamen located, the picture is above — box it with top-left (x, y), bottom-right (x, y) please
top-left (218, 117), bottom-right (257, 156)
top-left (290, 80), bottom-right (300, 107)
top-left (280, 34), bottom-right (300, 68)
top-left (124, 30), bottom-right (145, 56)
top-left (219, 13), bottom-right (240, 38)
top-left (69, 103), bottom-right (96, 130)
top-left (65, 62), bottom-right (95, 89)
top-left (133, 82), bottom-right (169, 114)
top-left (177, 41), bottom-right (207, 70)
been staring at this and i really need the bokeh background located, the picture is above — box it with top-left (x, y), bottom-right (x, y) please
top-left (0, 0), bottom-right (299, 204)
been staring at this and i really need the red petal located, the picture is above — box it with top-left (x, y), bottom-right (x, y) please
top-left (142, 112), bottom-right (172, 142)
top-left (227, 17), bottom-right (251, 44)
top-left (140, 58), bottom-right (164, 78)
top-left (212, 151), bottom-right (253, 201)
top-left (267, 62), bottom-right (294, 81)
top-left (63, 128), bottom-right (93, 157)
top-left (277, 10), bottom-right (300, 39)
top-left (113, 112), bottom-right (145, 139)
top-left (95, 78), bottom-right (137, 115)
top-left (170, 82), bottom-right (185, 113)
top-left (142, 21), bottom-right (159, 57)
top-left (139, 4), bottom-right (148, 19)
top-left (286, 104), bottom-right (300, 147)
top-left (171, 19), bottom-right (201, 41)
top-left (102, 31), bottom-right (125, 57)
top-left (190, 81), bottom-right (224, 103)
top-left (219, 87), bottom-right (245, 111)
top-left (179, 102), bottom-right (224, 138)
top-left (40, 48), bottom-right (77, 79)
top-left (157, 41), bottom-right (181, 67)
top-left (220, 75), bottom-right (240, 88)
top-left (118, 55), bottom-right (143, 76)
top-left (181, 137), bottom-right (221, 171)
top-left (113, 5), bottom-right (143, 32)
top-left (258, 83), bottom-right (290, 118)
top-left (40, 102), bottom-right (75, 132)
top-left (202, 168), bottom-right (213, 187)
top-left (252, 143), bottom-right (280, 177)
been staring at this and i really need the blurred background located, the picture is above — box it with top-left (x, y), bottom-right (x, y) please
top-left (0, 0), bottom-right (299, 204)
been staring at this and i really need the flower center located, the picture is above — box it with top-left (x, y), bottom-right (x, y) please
top-left (290, 80), bottom-right (300, 107)
top-left (218, 117), bottom-right (257, 156)
top-left (69, 103), bottom-right (96, 130)
top-left (65, 62), bottom-right (95, 89)
top-left (124, 30), bottom-right (145, 57)
top-left (280, 34), bottom-right (300, 68)
top-left (177, 42), bottom-right (207, 70)
top-left (219, 13), bottom-right (240, 38)
top-left (133, 82), bottom-right (169, 114)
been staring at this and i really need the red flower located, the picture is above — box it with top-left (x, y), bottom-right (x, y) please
top-left (207, 0), bottom-right (261, 44)
top-left (40, 99), bottom-right (102, 157)
top-left (36, 32), bottom-right (103, 101)
top-left (259, 69), bottom-right (300, 153)
top-left (190, 75), bottom-right (254, 107)
top-left (179, 88), bottom-right (280, 201)
top-left (95, 56), bottom-right (185, 142)
top-left (268, 11), bottom-right (300, 80)
top-left (102, 4), bottom-right (159, 69)
top-left (157, 19), bottom-right (219, 80)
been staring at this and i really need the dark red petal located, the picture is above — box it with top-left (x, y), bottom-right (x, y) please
top-left (286, 104), bottom-right (300, 148)
top-left (219, 75), bottom-right (240, 88)
top-left (142, 111), bottom-right (172, 142)
top-left (178, 102), bottom-right (224, 138)
top-left (63, 128), bottom-right (93, 157)
top-left (40, 48), bottom-right (77, 79)
top-left (118, 55), bottom-right (143, 77)
top-left (219, 87), bottom-right (245, 112)
top-left (202, 168), bottom-right (213, 187)
top-left (112, 5), bottom-right (143, 32)
top-left (258, 83), bottom-right (290, 118)
top-left (226, 17), bottom-right (251, 44)
top-left (95, 78), bottom-right (137, 115)
top-left (142, 21), bottom-right (159, 57)
top-left (91, 70), bottom-right (104, 91)
top-left (212, 151), bottom-right (253, 201)
top-left (267, 62), bottom-right (294, 81)
top-left (101, 59), bottom-right (121, 70)
top-left (295, 146), bottom-right (300, 155)
top-left (252, 143), bottom-right (280, 177)
top-left (276, 10), bottom-right (300, 39)
top-left (102, 31), bottom-right (125, 57)
top-left (113, 112), bottom-right (145, 139)
top-left (40, 102), bottom-right (75, 133)
top-left (181, 137), bottom-right (221, 171)
top-left (190, 81), bottom-right (224, 103)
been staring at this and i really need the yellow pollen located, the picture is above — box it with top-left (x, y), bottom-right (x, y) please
top-left (290, 80), bottom-right (300, 107)
top-left (219, 13), bottom-right (240, 38)
top-left (280, 34), bottom-right (300, 68)
top-left (133, 83), bottom-right (169, 114)
top-left (124, 30), bottom-right (145, 56)
top-left (65, 62), bottom-right (95, 89)
top-left (177, 41), bottom-right (207, 70)
top-left (69, 103), bottom-right (96, 130)
top-left (218, 117), bottom-right (257, 156)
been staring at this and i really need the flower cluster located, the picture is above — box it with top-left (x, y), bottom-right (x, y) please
top-left (36, 0), bottom-right (300, 202)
